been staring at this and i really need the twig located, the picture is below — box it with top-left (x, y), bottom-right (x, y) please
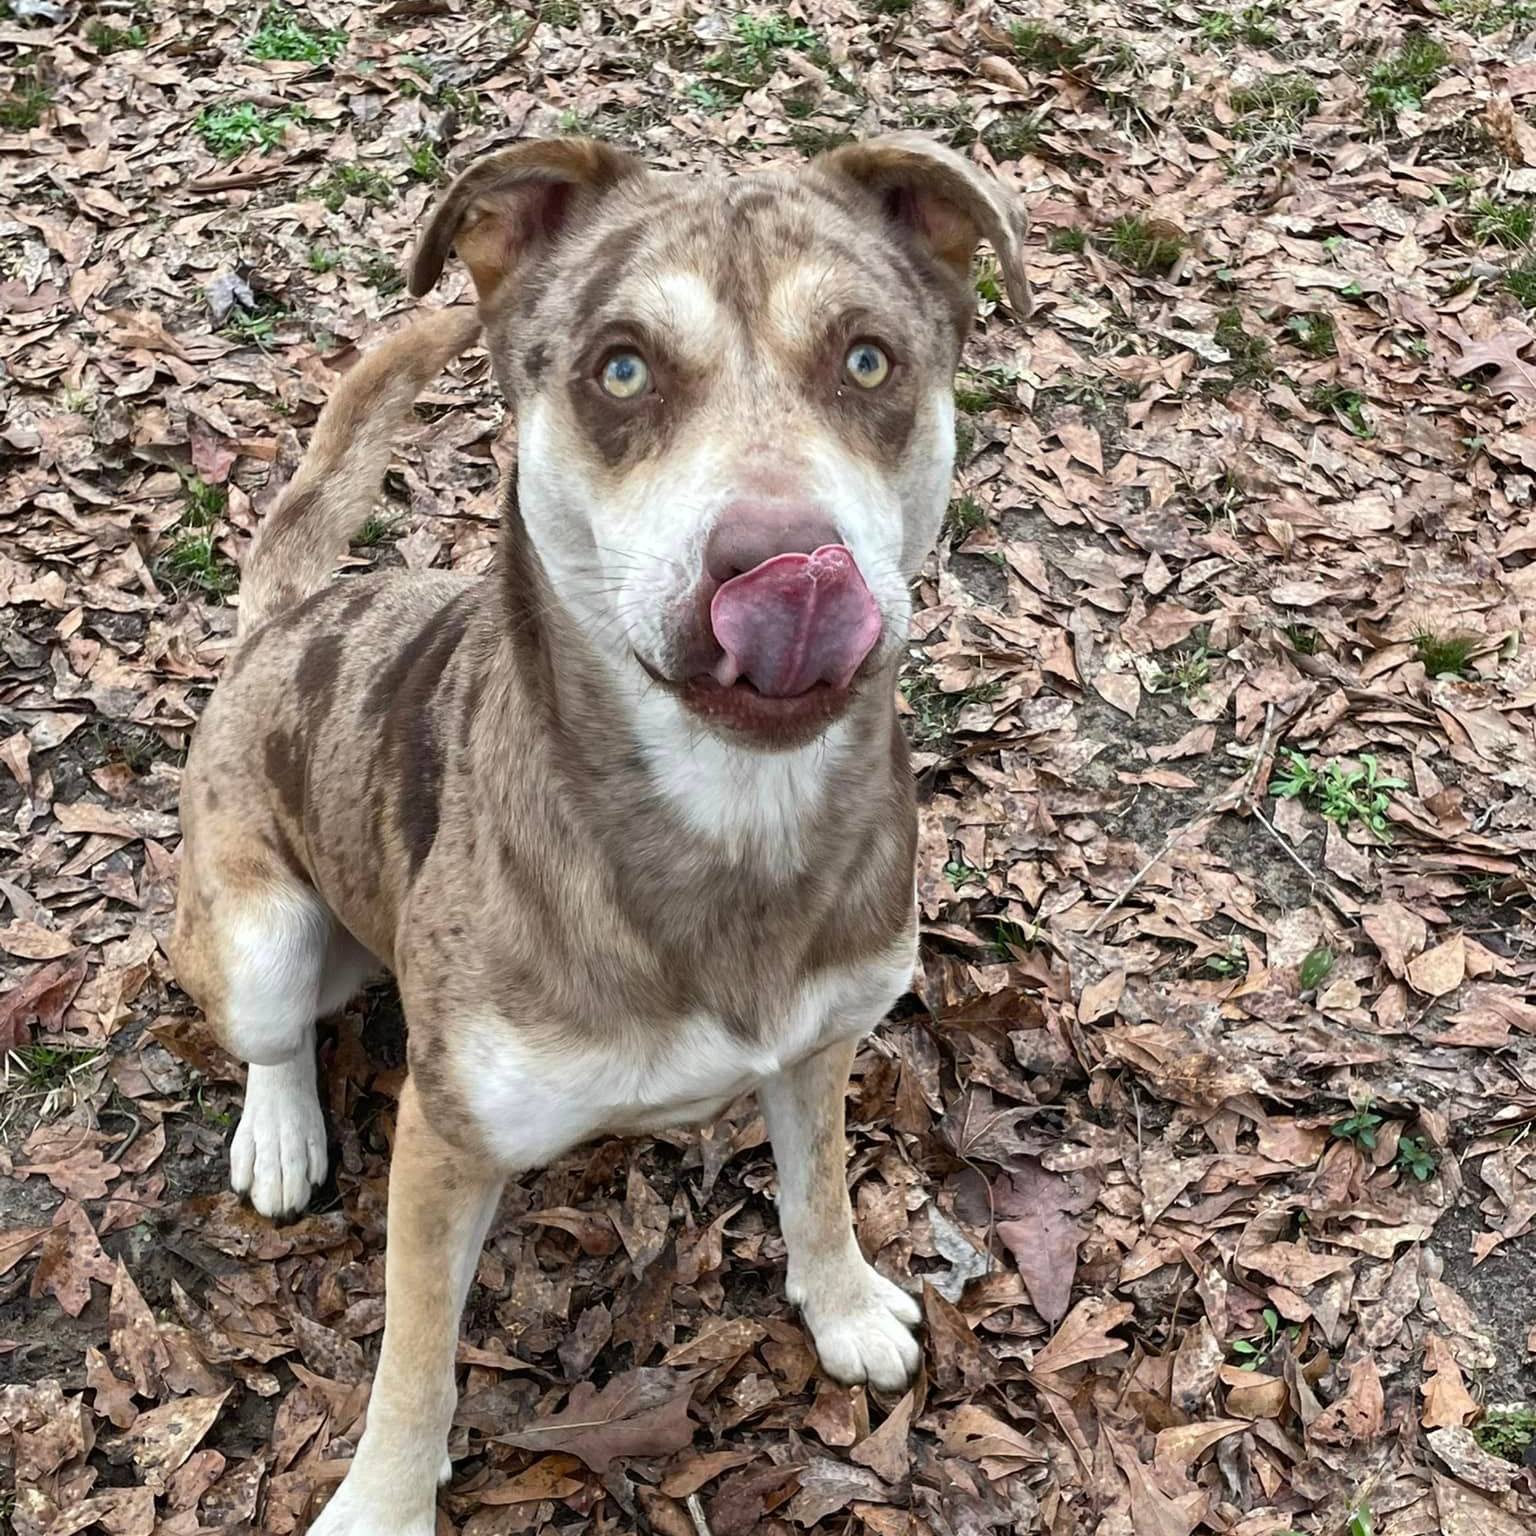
top-left (686, 1493), bottom-right (714, 1536)
top-left (1086, 810), bottom-right (1217, 935)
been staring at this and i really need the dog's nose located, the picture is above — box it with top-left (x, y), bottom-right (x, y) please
top-left (705, 502), bottom-right (842, 584)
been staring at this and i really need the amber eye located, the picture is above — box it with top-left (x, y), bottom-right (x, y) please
top-left (844, 342), bottom-right (891, 389)
top-left (600, 351), bottom-right (650, 399)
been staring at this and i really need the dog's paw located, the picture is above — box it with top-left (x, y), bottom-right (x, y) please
top-left (791, 1257), bottom-right (922, 1392)
top-left (230, 1059), bottom-right (327, 1221)
top-left (307, 1473), bottom-right (436, 1536)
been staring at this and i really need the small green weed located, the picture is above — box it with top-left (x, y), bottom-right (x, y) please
top-left (1472, 197), bottom-right (1535, 249)
top-left (709, 13), bottom-right (825, 86)
top-left (1214, 307), bottom-right (1272, 384)
top-left (902, 670), bottom-right (1002, 748)
top-left (86, 20), bottom-right (149, 51)
top-left (787, 123), bottom-right (854, 156)
top-left (1152, 643), bottom-right (1213, 696)
top-left (1309, 382), bottom-right (1371, 437)
top-left (160, 529), bottom-right (238, 599)
top-left (358, 250), bottom-right (404, 295)
top-left (1231, 1307), bottom-right (1296, 1368)
top-left (1365, 35), bottom-right (1448, 125)
top-left (1287, 312), bottom-right (1337, 358)
top-left (944, 858), bottom-right (985, 888)
top-left (953, 367), bottom-right (1016, 412)
top-left (196, 102), bottom-right (292, 158)
top-left (1198, 6), bottom-right (1278, 46)
top-left (406, 141), bottom-right (445, 182)
top-left (954, 414), bottom-right (976, 465)
top-left (992, 919), bottom-right (1037, 958)
top-left (248, 7), bottom-right (345, 63)
top-left (1474, 1406), bottom-right (1536, 1463)
top-left (683, 80), bottom-right (730, 112)
top-left (1347, 1505), bottom-right (1375, 1536)
top-left (1104, 215), bottom-right (1186, 277)
top-left (1442, 0), bottom-right (1536, 32)
top-left (1202, 935), bottom-right (1249, 978)
top-left (318, 162), bottom-right (394, 212)
top-left (0, 71), bottom-right (52, 130)
top-left (223, 305), bottom-right (280, 349)
top-left (1414, 630), bottom-right (1477, 678)
top-left (1272, 749), bottom-right (1405, 836)
top-left (1395, 1136), bottom-right (1437, 1181)
top-left (1229, 73), bottom-right (1320, 137)
top-left (1008, 21), bottom-right (1093, 71)
top-left (1300, 944), bottom-right (1335, 992)
top-left (356, 513), bottom-right (398, 548)
top-left (307, 244), bottom-right (341, 273)
top-left (540, 0), bottom-right (581, 26)
top-left (1048, 227), bottom-right (1089, 255)
top-left (181, 475), bottom-right (228, 526)
top-left (1331, 1105), bottom-right (1385, 1150)
top-left (944, 495), bottom-right (987, 543)
top-left (1507, 256), bottom-right (1536, 310)
top-left (981, 111), bottom-right (1046, 162)
top-left (1285, 623), bottom-right (1321, 654)
top-left (8, 1042), bottom-right (104, 1093)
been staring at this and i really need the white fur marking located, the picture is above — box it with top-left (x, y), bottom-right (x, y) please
top-left (230, 1048), bottom-right (328, 1218)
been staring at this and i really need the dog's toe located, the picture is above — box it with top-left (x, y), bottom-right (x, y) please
top-left (795, 1257), bottom-right (922, 1392)
top-left (230, 1060), bottom-right (328, 1221)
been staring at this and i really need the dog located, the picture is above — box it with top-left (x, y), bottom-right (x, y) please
top-left (170, 133), bottom-right (1031, 1535)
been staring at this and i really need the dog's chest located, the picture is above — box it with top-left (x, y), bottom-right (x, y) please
top-left (452, 937), bottom-right (914, 1170)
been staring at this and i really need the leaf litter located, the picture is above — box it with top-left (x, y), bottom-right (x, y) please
top-left (3, 0), bottom-right (1536, 1532)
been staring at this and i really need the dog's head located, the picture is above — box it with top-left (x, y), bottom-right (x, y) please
top-left (412, 135), bottom-right (1030, 749)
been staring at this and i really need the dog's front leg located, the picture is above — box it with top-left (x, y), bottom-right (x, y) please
top-left (760, 1037), bottom-right (921, 1391)
top-left (310, 1078), bottom-right (504, 1536)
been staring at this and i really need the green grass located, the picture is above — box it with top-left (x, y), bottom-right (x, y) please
top-left (1442, 0), bottom-right (1536, 31)
top-left (1152, 643), bottom-right (1214, 696)
top-left (181, 475), bottom-right (228, 526)
top-left (1365, 35), bottom-right (1448, 125)
top-left (1201, 935), bottom-right (1248, 978)
top-left (86, 20), bottom-right (148, 51)
top-left (981, 111), bottom-right (1045, 162)
top-left (318, 162), bottom-right (394, 212)
top-left (1104, 215), bottom-right (1186, 277)
top-left (1309, 382), bottom-right (1371, 437)
top-left (406, 141), bottom-right (445, 182)
top-left (1273, 750), bottom-right (1405, 837)
top-left (1229, 73), bottom-right (1320, 138)
top-left (7, 1042), bottom-right (104, 1094)
top-left (943, 495), bottom-right (987, 543)
top-left (0, 71), bottom-right (52, 130)
top-left (953, 366), bottom-right (1017, 412)
top-left (1507, 256), bottom-right (1536, 310)
top-left (1474, 1407), bottom-right (1536, 1463)
top-left (901, 669), bottom-right (1002, 748)
top-left (1198, 5), bottom-right (1277, 46)
top-left (248, 6), bottom-right (345, 63)
top-left (160, 530), bottom-right (238, 599)
top-left (683, 81), bottom-right (730, 112)
top-left (1214, 308), bottom-right (1272, 384)
top-left (358, 250), bottom-right (404, 295)
top-left (1472, 197), bottom-right (1535, 249)
top-left (356, 513), bottom-right (399, 548)
top-left (223, 306), bottom-right (280, 348)
top-left (307, 244), bottom-right (341, 273)
top-left (707, 12), bottom-right (826, 88)
top-left (1287, 312), bottom-right (1337, 358)
top-left (196, 102), bottom-right (292, 158)
top-left (1048, 227), bottom-right (1089, 255)
top-left (954, 414), bottom-right (976, 465)
top-left (540, 0), bottom-right (580, 25)
top-left (787, 124), bottom-right (854, 156)
top-left (1008, 21), bottom-right (1094, 71)
top-left (1285, 623), bottom-right (1321, 654)
top-left (1415, 630), bottom-right (1477, 677)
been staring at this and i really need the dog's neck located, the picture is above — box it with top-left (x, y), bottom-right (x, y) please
top-left (494, 489), bottom-right (897, 877)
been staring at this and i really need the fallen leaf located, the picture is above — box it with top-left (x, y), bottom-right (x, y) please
top-left (1031, 1297), bottom-right (1134, 1375)
top-left (1407, 933), bottom-right (1466, 997)
top-left (494, 1368), bottom-right (694, 1472)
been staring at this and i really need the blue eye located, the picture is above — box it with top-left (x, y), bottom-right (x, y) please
top-left (601, 351), bottom-right (649, 398)
top-left (845, 342), bottom-right (891, 389)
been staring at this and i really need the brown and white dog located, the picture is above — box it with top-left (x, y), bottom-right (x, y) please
top-left (170, 134), bottom-right (1030, 1534)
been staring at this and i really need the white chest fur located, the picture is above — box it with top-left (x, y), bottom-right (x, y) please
top-left (452, 931), bottom-right (916, 1170)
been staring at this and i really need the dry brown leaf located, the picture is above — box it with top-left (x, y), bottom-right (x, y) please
top-left (494, 1368), bottom-right (694, 1473)
top-left (1031, 1297), bottom-right (1134, 1375)
top-left (1406, 933), bottom-right (1466, 997)
top-left (1421, 1333), bottom-right (1479, 1430)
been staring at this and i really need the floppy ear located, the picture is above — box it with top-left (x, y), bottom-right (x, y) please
top-left (812, 133), bottom-right (1033, 319)
top-left (409, 136), bottom-right (646, 302)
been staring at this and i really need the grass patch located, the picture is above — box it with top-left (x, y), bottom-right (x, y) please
top-left (1414, 630), bottom-right (1477, 677)
top-left (1201, 935), bottom-right (1249, 979)
top-left (1198, 5), bottom-right (1277, 46)
top-left (181, 475), bottom-right (228, 526)
top-left (0, 71), bottom-right (52, 130)
top-left (7, 1042), bottom-right (105, 1094)
top-left (1507, 256), bottom-right (1536, 310)
top-left (196, 102), bottom-right (293, 158)
top-left (355, 513), bottom-right (399, 548)
top-left (1048, 227), bottom-right (1089, 255)
top-left (406, 141), bottom-right (445, 182)
top-left (1471, 197), bottom-right (1534, 249)
top-left (1103, 215), bottom-right (1186, 277)
top-left (944, 495), bottom-right (987, 543)
top-left (1286, 312), bottom-right (1337, 358)
top-left (307, 244), bottom-right (341, 273)
top-left (160, 530), bottom-right (238, 599)
top-left (1214, 307), bottom-right (1272, 384)
top-left (358, 250), bottom-right (404, 295)
top-left (86, 20), bottom-right (148, 51)
top-left (1151, 643), bottom-right (1215, 696)
top-left (1008, 21), bottom-right (1094, 72)
top-left (1474, 1407), bottom-right (1536, 1463)
top-left (540, 0), bottom-right (581, 25)
top-left (1273, 750), bottom-right (1404, 837)
top-left (901, 669), bottom-right (1002, 748)
top-left (1442, 0), bottom-right (1536, 32)
top-left (318, 162), bottom-right (394, 212)
top-left (1231, 1306), bottom-right (1295, 1369)
top-left (707, 12), bottom-right (827, 88)
top-left (981, 111), bottom-right (1046, 161)
top-left (1229, 73), bottom-right (1320, 137)
top-left (1309, 382), bottom-right (1371, 437)
top-left (1285, 623), bottom-right (1321, 655)
top-left (1365, 35), bottom-right (1448, 125)
top-left (248, 6), bottom-right (344, 63)
top-left (953, 366), bottom-right (1016, 412)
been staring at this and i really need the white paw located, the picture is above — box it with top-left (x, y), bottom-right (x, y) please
top-left (791, 1255), bottom-right (923, 1391)
top-left (230, 1056), bottom-right (327, 1221)
top-left (307, 1469), bottom-right (436, 1536)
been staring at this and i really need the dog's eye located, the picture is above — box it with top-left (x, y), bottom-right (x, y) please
top-left (844, 342), bottom-right (890, 390)
top-left (600, 351), bottom-right (650, 399)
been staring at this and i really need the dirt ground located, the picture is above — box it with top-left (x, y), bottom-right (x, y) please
top-left (4, 1), bottom-right (1536, 1533)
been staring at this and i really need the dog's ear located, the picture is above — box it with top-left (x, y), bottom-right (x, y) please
top-left (812, 134), bottom-right (1033, 319)
top-left (409, 137), bottom-right (646, 301)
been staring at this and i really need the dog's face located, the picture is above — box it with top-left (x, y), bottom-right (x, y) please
top-left (413, 136), bottom-right (1031, 748)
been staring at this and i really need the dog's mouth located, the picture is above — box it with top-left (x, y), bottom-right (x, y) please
top-left (640, 544), bottom-right (883, 745)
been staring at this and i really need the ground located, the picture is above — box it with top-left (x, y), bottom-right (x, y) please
top-left (2, 1), bottom-right (1536, 1533)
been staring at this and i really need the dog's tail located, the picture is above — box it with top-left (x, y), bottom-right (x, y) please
top-left (237, 306), bottom-right (483, 637)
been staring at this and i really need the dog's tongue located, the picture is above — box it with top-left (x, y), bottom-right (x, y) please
top-left (710, 545), bottom-right (881, 698)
